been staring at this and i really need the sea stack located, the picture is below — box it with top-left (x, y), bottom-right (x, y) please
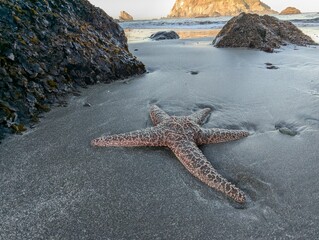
top-left (280, 7), bottom-right (302, 15)
top-left (168, 0), bottom-right (277, 18)
top-left (0, 0), bottom-right (145, 139)
top-left (119, 11), bottom-right (134, 21)
top-left (213, 13), bottom-right (316, 52)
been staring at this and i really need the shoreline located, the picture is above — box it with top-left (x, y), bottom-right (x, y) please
top-left (124, 27), bottom-right (319, 43)
top-left (124, 28), bottom-right (221, 42)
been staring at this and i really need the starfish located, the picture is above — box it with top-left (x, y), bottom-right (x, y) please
top-left (91, 105), bottom-right (249, 203)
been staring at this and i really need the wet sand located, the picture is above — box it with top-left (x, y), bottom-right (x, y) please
top-left (1, 39), bottom-right (319, 239)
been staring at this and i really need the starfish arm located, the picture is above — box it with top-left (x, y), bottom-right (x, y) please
top-left (91, 127), bottom-right (164, 147)
top-left (150, 105), bottom-right (170, 125)
top-left (188, 108), bottom-right (212, 125)
top-left (169, 140), bottom-right (246, 203)
top-left (196, 128), bottom-right (249, 145)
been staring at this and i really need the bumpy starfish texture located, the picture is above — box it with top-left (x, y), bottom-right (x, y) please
top-left (91, 105), bottom-right (249, 203)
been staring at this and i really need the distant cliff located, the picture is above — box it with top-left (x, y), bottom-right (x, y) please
top-left (168, 0), bottom-right (277, 18)
top-left (0, 0), bottom-right (145, 140)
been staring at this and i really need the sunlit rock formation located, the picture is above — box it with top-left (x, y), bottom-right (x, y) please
top-left (119, 11), bottom-right (134, 21)
top-left (168, 0), bottom-right (277, 18)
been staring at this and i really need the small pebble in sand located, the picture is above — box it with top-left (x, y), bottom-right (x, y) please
top-left (265, 63), bottom-right (279, 69)
top-left (83, 103), bottom-right (91, 107)
top-left (279, 127), bottom-right (297, 136)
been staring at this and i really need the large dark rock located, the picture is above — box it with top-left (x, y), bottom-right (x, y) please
top-left (0, 0), bottom-right (145, 140)
top-left (213, 13), bottom-right (316, 52)
top-left (150, 31), bottom-right (180, 41)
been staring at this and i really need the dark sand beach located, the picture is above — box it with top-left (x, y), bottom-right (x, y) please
top-left (1, 38), bottom-right (319, 239)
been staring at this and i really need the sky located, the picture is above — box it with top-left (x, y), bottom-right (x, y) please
top-left (88, 0), bottom-right (319, 20)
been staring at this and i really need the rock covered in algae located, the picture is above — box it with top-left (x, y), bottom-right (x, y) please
top-left (213, 13), bottom-right (316, 52)
top-left (0, 0), bottom-right (146, 140)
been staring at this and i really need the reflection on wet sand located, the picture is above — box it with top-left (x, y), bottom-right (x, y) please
top-left (124, 29), bottom-right (220, 42)
top-left (176, 29), bottom-right (220, 39)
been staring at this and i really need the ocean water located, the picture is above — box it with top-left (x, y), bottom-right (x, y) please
top-left (120, 13), bottom-right (319, 43)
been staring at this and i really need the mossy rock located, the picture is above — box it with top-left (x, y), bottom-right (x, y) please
top-left (11, 123), bottom-right (27, 133)
top-left (17, 35), bottom-right (27, 45)
top-left (0, 100), bottom-right (16, 116)
top-left (30, 36), bottom-right (40, 44)
top-left (0, 0), bottom-right (145, 141)
top-left (31, 8), bottom-right (38, 15)
top-left (13, 15), bottom-right (21, 22)
top-left (47, 79), bottom-right (58, 88)
top-left (31, 115), bottom-right (40, 123)
top-left (35, 102), bottom-right (50, 112)
top-left (13, 5), bottom-right (25, 14)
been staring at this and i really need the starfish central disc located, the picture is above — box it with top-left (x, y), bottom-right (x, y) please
top-left (91, 105), bottom-right (249, 203)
